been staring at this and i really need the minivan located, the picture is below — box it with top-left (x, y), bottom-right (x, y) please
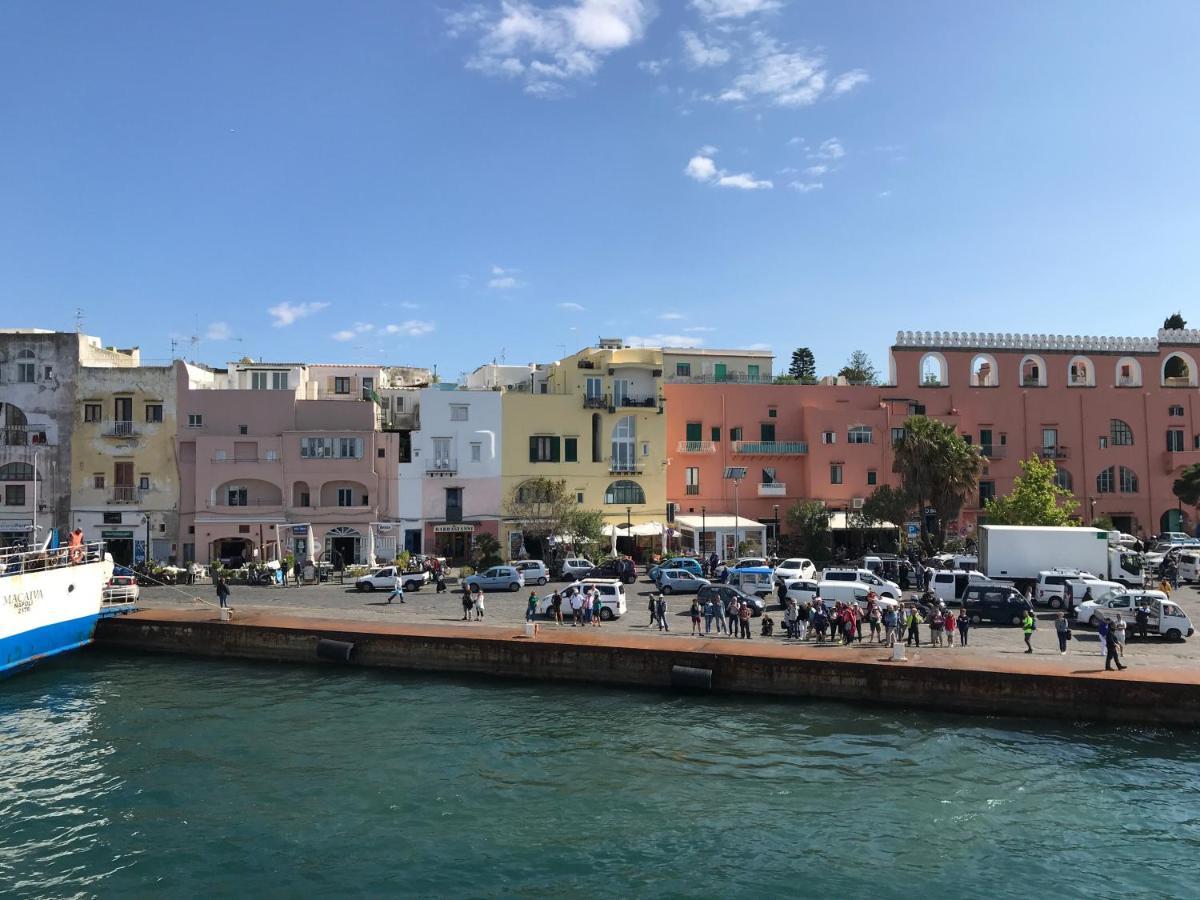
top-left (929, 569), bottom-right (993, 604)
top-left (961, 584), bottom-right (1033, 626)
top-left (539, 578), bottom-right (628, 620)
top-left (1178, 552), bottom-right (1200, 583)
top-left (815, 580), bottom-right (899, 611)
top-left (726, 566), bottom-right (775, 598)
top-left (822, 568), bottom-right (901, 599)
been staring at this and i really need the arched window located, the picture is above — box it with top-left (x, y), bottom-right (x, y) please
top-left (1068, 356), bottom-right (1094, 387)
top-left (1020, 355), bottom-right (1047, 387)
top-left (1096, 467), bottom-right (1114, 493)
top-left (0, 462), bottom-right (34, 481)
top-left (611, 415), bottom-right (636, 470)
top-left (1109, 419), bottom-right (1134, 446)
top-left (970, 354), bottom-right (998, 387)
top-left (1054, 468), bottom-right (1073, 491)
top-left (847, 425), bottom-right (873, 444)
top-left (516, 480), bottom-right (555, 504)
top-left (1115, 357), bottom-right (1141, 387)
top-left (1163, 352), bottom-right (1198, 387)
top-left (604, 480), bottom-right (645, 505)
top-left (919, 353), bottom-right (947, 386)
top-left (1119, 466), bottom-right (1139, 494)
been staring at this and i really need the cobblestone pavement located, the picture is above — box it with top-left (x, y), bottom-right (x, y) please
top-left (136, 577), bottom-right (1200, 669)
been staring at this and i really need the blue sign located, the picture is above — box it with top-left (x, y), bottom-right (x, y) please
top-left (905, 522), bottom-right (921, 540)
top-left (134, 540), bottom-right (146, 564)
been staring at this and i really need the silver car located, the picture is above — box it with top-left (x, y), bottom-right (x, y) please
top-left (655, 568), bottom-right (710, 595)
top-left (464, 566), bottom-right (525, 592)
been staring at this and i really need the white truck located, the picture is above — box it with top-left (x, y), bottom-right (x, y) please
top-left (978, 525), bottom-right (1143, 589)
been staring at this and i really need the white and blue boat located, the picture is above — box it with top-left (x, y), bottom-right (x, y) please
top-left (1, 540), bottom-right (115, 677)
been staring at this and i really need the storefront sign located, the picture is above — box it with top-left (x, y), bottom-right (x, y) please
top-left (101, 530), bottom-right (133, 539)
top-left (292, 525), bottom-right (309, 535)
top-left (433, 524), bottom-right (475, 533)
top-left (0, 520), bottom-right (33, 533)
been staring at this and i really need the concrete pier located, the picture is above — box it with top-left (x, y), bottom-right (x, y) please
top-left (94, 609), bottom-right (1200, 726)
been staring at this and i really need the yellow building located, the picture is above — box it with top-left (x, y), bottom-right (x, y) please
top-left (500, 340), bottom-right (667, 560)
top-left (70, 360), bottom-right (180, 565)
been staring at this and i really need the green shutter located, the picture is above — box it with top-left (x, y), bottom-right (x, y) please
top-left (564, 438), bottom-right (577, 462)
top-left (529, 436), bottom-right (538, 462)
top-left (760, 423), bottom-right (776, 441)
top-left (686, 422), bottom-right (702, 442)
top-left (550, 437), bottom-right (561, 462)
top-left (711, 426), bottom-right (721, 443)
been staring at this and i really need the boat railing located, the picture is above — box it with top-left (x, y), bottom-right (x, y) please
top-left (0, 540), bottom-right (108, 577)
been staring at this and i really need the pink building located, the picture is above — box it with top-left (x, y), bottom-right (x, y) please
top-left (176, 362), bottom-right (404, 566)
top-left (666, 328), bottom-right (1200, 545)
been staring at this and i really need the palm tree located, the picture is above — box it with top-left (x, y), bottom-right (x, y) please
top-left (892, 416), bottom-right (981, 551)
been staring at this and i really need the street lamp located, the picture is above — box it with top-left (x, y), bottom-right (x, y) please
top-left (1089, 496), bottom-right (1097, 526)
top-left (724, 467), bottom-right (746, 558)
top-left (30, 447), bottom-right (42, 543)
top-left (701, 505), bottom-right (706, 557)
top-left (773, 504), bottom-right (780, 557)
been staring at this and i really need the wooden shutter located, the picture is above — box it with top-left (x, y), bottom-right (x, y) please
top-left (550, 437), bottom-right (560, 462)
top-left (529, 436), bottom-right (539, 462)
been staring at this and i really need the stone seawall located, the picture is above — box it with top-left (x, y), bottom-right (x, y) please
top-left (93, 611), bottom-right (1200, 726)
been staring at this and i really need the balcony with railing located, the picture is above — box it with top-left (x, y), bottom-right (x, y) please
top-left (1164, 376), bottom-right (1194, 388)
top-left (757, 482), bottom-right (787, 497)
top-left (108, 420), bottom-right (135, 437)
top-left (731, 440), bottom-right (808, 455)
top-left (979, 444), bottom-right (1007, 459)
top-left (614, 395), bottom-right (658, 409)
top-left (609, 459), bottom-right (644, 474)
top-left (677, 440), bottom-right (716, 454)
top-left (583, 394), bottom-right (609, 410)
top-left (109, 486), bottom-right (140, 504)
top-left (665, 372), bottom-right (767, 384)
top-left (1162, 449), bottom-right (1200, 473)
top-left (2, 425), bottom-right (51, 447)
top-left (211, 455), bottom-right (281, 464)
top-left (685, 484), bottom-right (700, 495)
top-left (1036, 445), bottom-right (1069, 460)
top-left (426, 457), bottom-right (457, 475)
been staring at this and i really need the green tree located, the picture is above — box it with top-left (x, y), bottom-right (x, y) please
top-left (503, 478), bottom-right (576, 545)
top-left (564, 507), bottom-right (606, 554)
top-left (984, 455), bottom-right (1079, 526)
top-left (837, 350), bottom-right (879, 385)
top-left (892, 416), bottom-right (981, 550)
top-left (788, 347), bottom-right (817, 383)
top-left (1172, 464), bottom-right (1200, 524)
top-left (471, 533), bottom-right (503, 569)
top-left (860, 484), bottom-right (917, 532)
top-left (1164, 312), bottom-right (1187, 330)
top-left (783, 500), bottom-right (831, 560)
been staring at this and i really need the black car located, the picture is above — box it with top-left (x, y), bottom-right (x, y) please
top-left (583, 558), bottom-right (637, 584)
top-left (960, 584), bottom-right (1034, 626)
top-left (697, 584), bottom-right (765, 616)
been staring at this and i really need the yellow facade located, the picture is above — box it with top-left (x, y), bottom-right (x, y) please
top-left (70, 363), bottom-right (180, 564)
top-left (500, 344), bottom-right (667, 557)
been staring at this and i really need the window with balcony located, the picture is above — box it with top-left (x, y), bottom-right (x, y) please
top-left (711, 427), bottom-right (721, 443)
top-left (337, 488), bottom-right (353, 507)
top-left (830, 464), bottom-right (843, 485)
top-left (685, 467), bottom-right (700, 495)
top-left (227, 486), bottom-right (248, 506)
top-left (848, 425), bottom-right (872, 444)
top-left (762, 467), bottom-right (777, 484)
top-left (585, 377), bottom-right (603, 404)
top-left (450, 404), bottom-right (468, 421)
top-left (729, 427), bottom-right (743, 442)
top-left (145, 404), bottom-right (163, 423)
top-left (1167, 429), bottom-right (1184, 452)
top-left (760, 423), bottom-right (776, 441)
top-left (84, 403), bottom-right (101, 422)
top-left (1110, 419), bottom-right (1134, 446)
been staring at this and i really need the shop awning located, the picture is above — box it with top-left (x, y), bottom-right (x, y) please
top-left (827, 513), bottom-right (898, 530)
top-left (675, 514), bottom-right (764, 530)
top-left (602, 521), bottom-right (666, 537)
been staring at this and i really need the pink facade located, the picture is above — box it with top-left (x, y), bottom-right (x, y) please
top-left (176, 366), bottom-right (401, 565)
top-left (666, 331), bottom-right (1200, 540)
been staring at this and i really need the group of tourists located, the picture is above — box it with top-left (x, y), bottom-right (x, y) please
top-left (669, 593), bottom-right (754, 638)
top-left (544, 584), bottom-right (606, 627)
top-left (459, 584), bottom-right (486, 620)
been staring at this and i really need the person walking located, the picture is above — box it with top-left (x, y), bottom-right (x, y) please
top-left (385, 580), bottom-right (405, 605)
top-left (1097, 618), bottom-right (1110, 657)
top-left (654, 593), bottom-right (669, 632)
top-left (215, 575), bottom-right (231, 610)
top-left (1021, 609), bottom-right (1035, 653)
top-left (461, 585), bottom-right (474, 621)
top-left (435, 569), bottom-right (447, 593)
top-left (525, 591), bottom-right (538, 623)
top-left (474, 588), bottom-right (486, 621)
top-left (1054, 612), bottom-right (1070, 654)
top-left (738, 599), bottom-right (753, 639)
top-left (957, 609), bottom-right (970, 647)
top-left (1105, 623), bottom-right (1127, 671)
top-left (690, 598), bottom-right (704, 636)
top-left (293, 558), bottom-right (303, 587)
top-left (647, 593), bottom-right (657, 627)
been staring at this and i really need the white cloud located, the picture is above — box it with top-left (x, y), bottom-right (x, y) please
top-left (691, 0), bottom-right (781, 20)
top-left (787, 136), bottom-right (806, 146)
top-left (489, 265), bottom-right (523, 289)
top-left (684, 151), bottom-right (772, 190)
top-left (681, 30), bottom-right (730, 67)
top-left (638, 58), bottom-right (668, 75)
top-left (400, 301), bottom-right (421, 309)
top-left (385, 320), bottom-right (436, 337)
top-left (626, 333), bottom-right (704, 348)
top-left (331, 330), bottom-right (356, 342)
top-left (804, 164), bottom-right (827, 176)
top-left (268, 301), bottom-right (330, 328)
top-left (831, 68), bottom-right (869, 95)
top-left (684, 325), bottom-right (716, 332)
top-left (447, 0), bottom-right (653, 97)
top-left (558, 302), bottom-right (586, 311)
top-left (659, 312), bottom-right (684, 320)
top-left (698, 143), bottom-right (718, 156)
top-left (878, 190), bottom-right (892, 198)
top-left (352, 322), bottom-right (374, 334)
top-left (206, 321), bottom-right (232, 340)
top-left (746, 342), bottom-right (772, 351)
top-left (809, 137), bottom-right (845, 159)
top-left (789, 181), bottom-right (823, 193)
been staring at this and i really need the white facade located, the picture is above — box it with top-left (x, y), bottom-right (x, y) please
top-left (397, 388), bottom-right (502, 558)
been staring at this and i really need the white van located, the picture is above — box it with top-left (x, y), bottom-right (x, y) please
top-left (822, 568), bottom-right (902, 600)
top-left (1177, 551), bottom-right (1200, 583)
top-left (726, 567), bottom-right (775, 598)
top-left (816, 580), bottom-right (899, 611)
top-left (1035, 569), bottom-right (1121, 609)
top-left (929, 569), bottom-right (993, 604)
top-left (538, 578), bottom-right (628, 620)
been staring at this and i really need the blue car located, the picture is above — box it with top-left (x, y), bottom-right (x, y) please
top-left (648, 557), bottom-right (704, 582)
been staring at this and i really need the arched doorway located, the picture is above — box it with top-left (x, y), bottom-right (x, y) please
top-left (1160, 509), bottom-right (1185, 534)
top-left (325, 526), bottom-right (361, 569)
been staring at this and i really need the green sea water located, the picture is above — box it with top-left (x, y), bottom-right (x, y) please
top-left (1, 652), bottom-right (1197, 898)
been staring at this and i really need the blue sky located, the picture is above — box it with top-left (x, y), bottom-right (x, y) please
top-left (2, 0), bottom-right (1198, 380)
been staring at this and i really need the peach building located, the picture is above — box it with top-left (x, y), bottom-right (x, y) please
top-left (666, 328), bottom-right (1200, 549)
top-left (175, 361), bottom-right (417, 566)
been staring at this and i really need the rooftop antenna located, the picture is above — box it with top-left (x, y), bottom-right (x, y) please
top-left (74, 308), bottom-right (85, 333)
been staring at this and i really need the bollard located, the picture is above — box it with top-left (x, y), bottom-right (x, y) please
top-left (524, 622), bottom-right (536, 638)
top-left (891, 642), bottom-right (907, 662)
top-left (219, 607), bottom-right (232, 622)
